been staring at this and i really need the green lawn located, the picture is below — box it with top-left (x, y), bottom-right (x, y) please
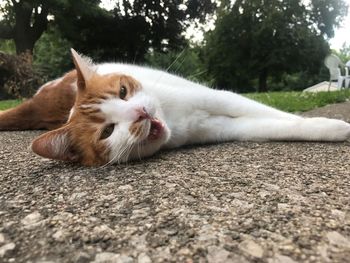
top-left (0, 99), bottom-right (22, 111)
top-left (245, 89), bottom-right (350, 112)
top-left (1, 89), bottom-right (350, 113)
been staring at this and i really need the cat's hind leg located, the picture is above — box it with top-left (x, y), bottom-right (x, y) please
top-left (0, 70), bottom-right (77, 131)
top-left (189, 115), bottom-right (350, 144)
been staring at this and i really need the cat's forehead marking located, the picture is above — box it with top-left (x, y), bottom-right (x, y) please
top-left (85, 73), bottom-right (142, 99)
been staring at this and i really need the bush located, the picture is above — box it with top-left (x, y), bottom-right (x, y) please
top-left (0, 52), bottom-right (43, 99)
top-left (33, 27), bottom-right (73, 79)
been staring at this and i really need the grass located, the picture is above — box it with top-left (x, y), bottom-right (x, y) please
top-left (245, 89), bottom-right (350, 112)
top-left (0, 99), bottom-right (22, 111)
top-left (1, 89), bottom-right (350, 113)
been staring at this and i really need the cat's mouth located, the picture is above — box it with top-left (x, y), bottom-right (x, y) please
top-left (147, 118), bottom-right (164, 141)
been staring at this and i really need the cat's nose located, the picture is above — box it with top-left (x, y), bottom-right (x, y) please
top-left (135, 107), bottom-right (150, 122)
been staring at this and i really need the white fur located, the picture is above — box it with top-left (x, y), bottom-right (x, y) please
top-left (92, 63), bottom-right (350, 163)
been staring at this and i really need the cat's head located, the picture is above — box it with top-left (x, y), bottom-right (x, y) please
top-left (31, 49), bottom-right (170, 166)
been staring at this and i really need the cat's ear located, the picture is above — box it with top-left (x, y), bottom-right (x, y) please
top-left (71, 48), bottom-right (95, 91)
top-left (31, 126), bottom-right (78, 162)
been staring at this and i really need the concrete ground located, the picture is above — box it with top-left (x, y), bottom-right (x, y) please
top-left (1, 103), bottom-right (350, 263)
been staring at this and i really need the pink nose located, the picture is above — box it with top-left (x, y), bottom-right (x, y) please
top-left (136, 107), bottom-right (150, 122)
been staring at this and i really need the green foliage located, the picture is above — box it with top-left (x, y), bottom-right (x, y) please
top-left (267, 69), bottom-right (329, 92)
top-left (55, 0), bottom-right (216, 62)
top-left (333, 43), bottom-right (350, 63)
top-left (246, 90), bottom-right (350, 112)
top-left (0, 99), bottom-right (22, 110)
top-left (204, 0), bottom-right (348, 92)
top-left (0, 0), bottom-right (211, 60)
top-left (145, 48), bottom-right (210, 83)
top-left (33, 27), bottom-right (72, 79)
top-left (311, 0), bottom-right (348, 38)
top-left (0, 0), bottom-right (59, 54)
top-left (0, 39), bottom-right (15, 54)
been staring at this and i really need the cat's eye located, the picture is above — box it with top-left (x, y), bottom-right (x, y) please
top-left (120, 85), bottom-right (127, 100)
top-left (100, 124), bottom-right (114, 140)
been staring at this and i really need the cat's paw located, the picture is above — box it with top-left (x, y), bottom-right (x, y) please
top-left (308, 118), bottom-right (350, 141)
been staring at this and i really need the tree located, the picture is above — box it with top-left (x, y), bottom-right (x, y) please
top-left (55, 0), bottom-right (216, 62)
top-left (0, 0), bottom-right (216, 63)
top-left (0, 0), bottom-right (101, 57)
top-left (204, 0), bottom-right (348, 92)
top-left (333, 43), bottom-right (350, 63)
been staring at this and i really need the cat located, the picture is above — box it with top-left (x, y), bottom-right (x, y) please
top-left (1, 49), bottom-right (350, 166)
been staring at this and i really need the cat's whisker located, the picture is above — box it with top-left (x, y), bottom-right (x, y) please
top-left (164, 48), bottom-right (186, 73)
top-left (188, 69), bottom-right (208, 79)
top-left (134, 141), bottom-right (143, 161)
top-left (137, 142), bottom-right (142, 160)
top-left (173, 56), bottom-right (186, 74)
top-left (128, 137), bottom-right (138, 156)
top-left (124, 144), bottom-right (134, 164)
top-left (101, 139), bottom-right (132, 168)
top-left (117, 137), bottom-right (135, 164)
top-left (151, 48), bottom-right (187, 89)
top-left (115, 142), bottom-right (131, 164)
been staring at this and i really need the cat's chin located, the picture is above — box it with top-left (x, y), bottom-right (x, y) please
top-left (123, 118), bottom-right (169, 163)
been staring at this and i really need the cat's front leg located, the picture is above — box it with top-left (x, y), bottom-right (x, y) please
top-left (186, 115), bottom-right (350, 144)
top-left (193, 89), bottom-right (300, 120)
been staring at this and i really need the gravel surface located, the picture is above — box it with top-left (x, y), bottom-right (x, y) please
top-left (1, 103), bottom-right (350, 263)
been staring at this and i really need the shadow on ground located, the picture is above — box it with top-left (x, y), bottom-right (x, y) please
top-left (1, 102), bottom-right (350, 262)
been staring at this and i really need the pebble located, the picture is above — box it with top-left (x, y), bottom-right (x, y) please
top-left (277, 203), bottom-right (290, 211)
top-left (239, 240), bottom-right (264, 258)
top-left (52, 230), bottom-right (67, 242)
top-left (0, 243), bottom-right (16, 257)
top-left (69, 192), bottom-right (87, 200)
top-left (268, 254), bottom-right (297, 263)
top-left (118, 185), bottom-right (133, 191)
top-left (117, 255), bottom-right (133, 263)
top-left (326, 231), bottom-right (350, 248)
top-left (92, 225), bottom-right (116, 241)
top-left (75, 252), bottom-right (91, 263)
top-left (317, 245), bottom-right (330, 261)
top-left (92, 252), bottom-right (120, 263)
top-left (137, 253), bottom-right (151, 263)
top-left (331, 209), bottom-right (345, 220)
top-left (21, 211), bottom-right (42, 226)
top-left (0, 233), bottom-right (5, 244)
top-left (206, 246), bottom-right (231, 263)
top-left (92, 253), bottom-right (133, 263)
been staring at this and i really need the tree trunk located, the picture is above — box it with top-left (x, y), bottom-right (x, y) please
top-left (11, 1), bottom-right (49, 57)
top-left (258, 68), bottom-right (268, 92)
top-left (14, 34), bottom-right (36, 56)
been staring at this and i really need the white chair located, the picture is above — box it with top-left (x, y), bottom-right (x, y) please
top-left (345, 60), bottom-right (350, 89)
top-left (324, 54), bottom-right (344, 90)
top-left (327, 67), bottom-right (345, 89)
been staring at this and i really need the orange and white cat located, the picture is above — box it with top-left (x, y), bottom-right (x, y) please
top-left (1, 49), bottom-right (350, 166)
